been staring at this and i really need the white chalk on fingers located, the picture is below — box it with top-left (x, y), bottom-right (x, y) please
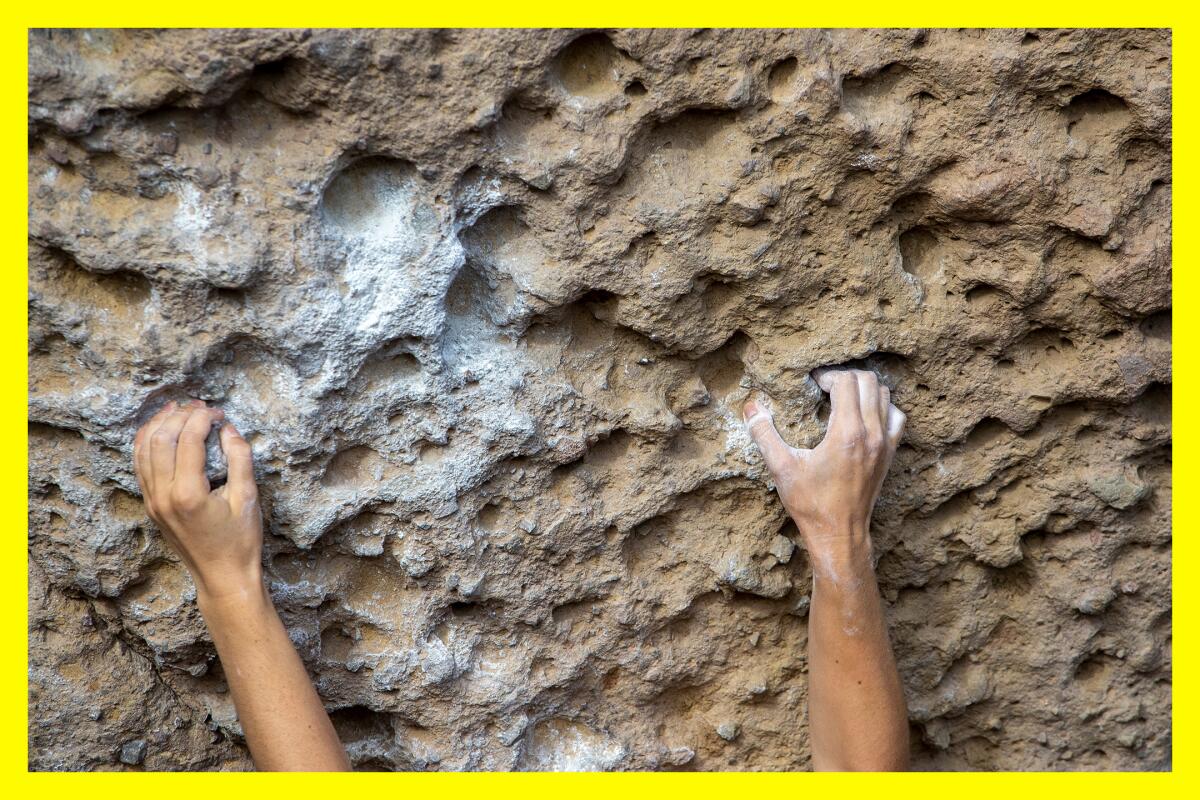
top-left (743, 407), bottom-right (775, 430)
top-left (887, 404), bottom-right (906, 441)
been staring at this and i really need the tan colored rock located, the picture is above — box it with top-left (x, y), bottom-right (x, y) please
top-left (28, 28), bottom-right (1171, 771)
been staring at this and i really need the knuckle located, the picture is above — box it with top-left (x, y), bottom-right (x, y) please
top-left (169, 486), bottom-right (203, 511)
top-left (150, 430), bottom-right (174, 446)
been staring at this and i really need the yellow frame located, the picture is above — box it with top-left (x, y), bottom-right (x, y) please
top-left (7, 6), bottom-right (1182, 792)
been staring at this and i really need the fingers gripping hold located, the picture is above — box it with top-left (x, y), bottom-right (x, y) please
top-left (816, 370), bottom-right (862, 442)
top-left (135, 400), bottom-right (176, 496)
top-left (813, 368), bottom-right (900, 449)
top-left (175, 403), bottom-right (224, 503)
top-left (855, 370), bottom-right (884, 440)
top-left (149, 403), bottom-right (194, 486)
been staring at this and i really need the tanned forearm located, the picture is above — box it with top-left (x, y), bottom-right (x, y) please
top-left (744, 368), bottom-right (911, 772)
top-left (133, 398), bottom-right (350, 771)
top-left (806, 535), bottom-right (908, 771)
top-left (198, 582), bottom-right (350, 772)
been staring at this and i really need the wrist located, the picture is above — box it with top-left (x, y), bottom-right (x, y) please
top-left (796, 521), bottom-right (876, 577)
top-left (195, 569), bottom-right (269, 614)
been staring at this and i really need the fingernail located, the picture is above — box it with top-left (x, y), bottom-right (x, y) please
top-left (165, 400), bottom-right (177, 411)
top-left (743, 399), bottom-right (760, 420)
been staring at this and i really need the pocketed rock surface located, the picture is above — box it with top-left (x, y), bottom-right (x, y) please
top-left (27, 28), bottom-right (1172, 771)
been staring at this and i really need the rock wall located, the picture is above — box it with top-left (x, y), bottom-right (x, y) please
top-left (28, 28), bottom-right (1172, 771)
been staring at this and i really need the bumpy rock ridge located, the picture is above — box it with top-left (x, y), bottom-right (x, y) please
top-left (28, 28), bottom-right (1171, 770)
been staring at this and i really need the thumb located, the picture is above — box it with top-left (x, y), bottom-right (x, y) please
top-left (743, 398), bottom-right (796, 478)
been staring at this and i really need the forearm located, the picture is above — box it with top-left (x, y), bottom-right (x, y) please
top-left (806, 533), bottom-right (909, 771)
top-left (198, 581), bottom-right (350, 772)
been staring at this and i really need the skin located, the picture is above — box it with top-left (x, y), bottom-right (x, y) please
top-left (133, 399), bottom-right (350, 772)
top-left (742, 368), bottom-right (910, 772)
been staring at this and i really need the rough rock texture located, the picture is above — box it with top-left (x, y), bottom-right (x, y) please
top-left (27, 28), bottom-right (1172, 771)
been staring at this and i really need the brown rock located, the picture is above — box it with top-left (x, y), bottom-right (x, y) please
top-left (27, 28), bottom-right (1171, 772)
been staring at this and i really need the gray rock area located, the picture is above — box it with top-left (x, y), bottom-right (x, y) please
top-left (28, 28), bottom-right (1171, 770)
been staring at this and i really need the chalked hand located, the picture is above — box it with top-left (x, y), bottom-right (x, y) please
top-left (132, 398), bottom-right (262, 602)
top-left (743, 368), bottom-right (905, 575)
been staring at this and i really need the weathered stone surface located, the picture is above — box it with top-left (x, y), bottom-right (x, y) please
top-left (28, 28), bottom-right (1171, 771)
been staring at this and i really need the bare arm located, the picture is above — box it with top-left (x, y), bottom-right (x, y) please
top-left (133, 399), bottom-right (350, 772)
top-left (743, 369), bottom-right (909, 771)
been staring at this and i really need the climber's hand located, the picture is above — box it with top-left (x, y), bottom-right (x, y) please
top-left (133, 398), bottom-right (263, 601)
top-left (743, 369), bottom-right (904, 568)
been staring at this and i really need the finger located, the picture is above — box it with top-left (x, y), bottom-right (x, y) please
top-left (134, 423), bottom-right (150, 493)
top-left (878, 383), bottom-right (888, 434)
top-left (135, 400), bottom-right (175, 491)
top-left (855, 370), bottom-right (884, 440)
top-left (886, 403), bottom-right (906, 447)
top-left (742, 398), bottom-right (795, 477)
top-left (816, 370), bottom-right (862, 439)
top-left (133, 435), bottom-right (150, 497)
top-left (174, 405), bottom-right (223, 501)
top-left (149, 402), bottom-right (197, 487)
top-left (136, 400), bottom-right (179, 497)
top-left (220, 422), bottom-right (257, 503)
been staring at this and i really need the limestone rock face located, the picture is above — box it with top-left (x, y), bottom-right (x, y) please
top-left (28, 29), bottom-right (1171, 771)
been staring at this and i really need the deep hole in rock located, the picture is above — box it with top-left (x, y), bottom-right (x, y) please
top-left (767, 57), bottom-right (798, 102)
top-left (554, 33), bottom-right (624, 99)
top-left (899, 226), bottom-right (940, 282)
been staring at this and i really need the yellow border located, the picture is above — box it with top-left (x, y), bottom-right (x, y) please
top-left (5, 7), bottom-right (1185, 26)
top-left (8, 7), bottom-right (1182, 793)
